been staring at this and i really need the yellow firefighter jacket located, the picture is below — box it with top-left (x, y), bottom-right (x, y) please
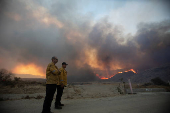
top-left (59, 67), bottom-right (67, 86)
top-left (46, 62), bottom-right (60, 84)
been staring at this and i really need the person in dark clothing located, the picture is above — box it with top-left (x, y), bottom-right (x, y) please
top-left (55, 85), bottom-right (64, 106)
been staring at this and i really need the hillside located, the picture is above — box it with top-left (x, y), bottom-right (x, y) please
top-left (18, 64), bottom-right (170, 83)
top-left (108, 71), bottom-right (135, 82)
top-left (131, 64), bottom-right (170, 83)
top-left (108, 64), bottom-right (170, 83)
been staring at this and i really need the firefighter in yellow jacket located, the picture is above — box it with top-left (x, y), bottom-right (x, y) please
top-left (42, 56), bottom-right (62, 113)
top-left (55, 62), bottom-right (68, 107)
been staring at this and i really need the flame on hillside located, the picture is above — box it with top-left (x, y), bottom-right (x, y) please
top-left (96, 74), bottom-right (115, 80)
top-left (95, 69), bottom-right (137, 80)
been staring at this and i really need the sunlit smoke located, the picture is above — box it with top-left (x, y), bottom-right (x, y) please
top-left (12, 63), bottom-right (45, 77)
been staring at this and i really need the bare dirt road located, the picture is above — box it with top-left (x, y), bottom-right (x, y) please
top-left (0, 92), bottom-right (169, 113)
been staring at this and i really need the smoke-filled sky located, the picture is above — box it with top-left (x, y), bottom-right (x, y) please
top-left (0, 0), bottom-right (170, 81)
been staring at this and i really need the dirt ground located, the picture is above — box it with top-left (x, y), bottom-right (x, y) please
top-left (0, 82), bottom-right (121, 99)
top-left (0, 82), bottom-right (170, 113)
top-left (0, 92), bottom-right (170, 113)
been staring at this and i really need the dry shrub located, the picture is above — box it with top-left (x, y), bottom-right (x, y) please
top-left (0, 97), bottom-right (10, 101)
top-left (0, 69), bottom-right (22, 87)
top-left (35, 95), bottom-right (44, 99)
top-left (21, 95), bottom-right (44, 99)
top-left (22, 95), bottom-right (33, 99)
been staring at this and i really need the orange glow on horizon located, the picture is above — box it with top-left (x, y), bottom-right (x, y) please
top-left (12, 63), bottom-right (45, 77)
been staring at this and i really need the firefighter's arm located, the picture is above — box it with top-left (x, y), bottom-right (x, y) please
top-left (50, 65), bottom-right (60, 75)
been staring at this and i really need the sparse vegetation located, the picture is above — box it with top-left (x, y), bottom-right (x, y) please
top-left (0, 69), bottom-right (24, 87)
top-left (0, 69), bottom-right (15, 86)
top-left (0, 97), bottom-right (10, 101)
top-left (21, 95), bottom-right (44, 99)
top-left (142, 83), bottom-right (153, 86)
top-left (35, 95), bottom-right (44, 99)
top-left (14, 77), bottom-right (21, 82)
top-left (0, 69), bottom-right (45, 85)
top-left (0, 69), bottom-right (46, 94)
top-left (22, 95), bottom-right (34, 99)
top-left (0, 97), bottom-right (4, 101)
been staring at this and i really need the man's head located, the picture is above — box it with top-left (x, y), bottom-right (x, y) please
top-left (51, 56), bottom-right (58, 64)
top-left (62, 62), bottom-right (68, 68)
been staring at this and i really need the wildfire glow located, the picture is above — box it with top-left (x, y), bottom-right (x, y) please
top-left (129, 69), bottom-right (137, 73)
top-left (95, 69), bottom-right (137, 80)
top-left (96, 74), bottom-right (115, 80)
top-left (117, 69), bottom-right (137, 74)
top-left (12, 63), bottom-right (45, 77)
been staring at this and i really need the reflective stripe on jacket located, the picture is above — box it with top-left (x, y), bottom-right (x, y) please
top-left (46, 62), bottom-right (60, 84)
